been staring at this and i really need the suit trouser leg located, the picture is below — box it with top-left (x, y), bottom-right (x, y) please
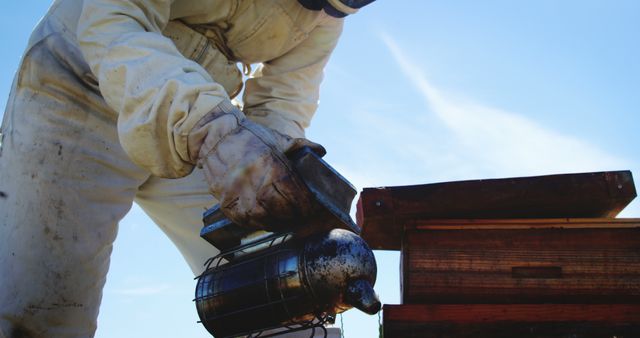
top-left (135, 171), bottom-right (219, 276)
top-left (135, 174), bottom-right (341, 338)
top-left (0, 34), bottom-right (150, 338)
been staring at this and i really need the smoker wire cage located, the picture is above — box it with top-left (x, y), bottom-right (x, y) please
top-left (194, 233), bottom-right (334, 338)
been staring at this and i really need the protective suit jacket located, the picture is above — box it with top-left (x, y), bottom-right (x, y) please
top-left (46, 0), bottom-right (342, 177)
top-left (0, 0), bottom-right (342, 337)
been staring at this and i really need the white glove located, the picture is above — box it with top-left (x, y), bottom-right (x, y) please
top-left (188, 100), bottom-right (325, 231)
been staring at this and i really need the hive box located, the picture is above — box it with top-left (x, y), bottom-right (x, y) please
top-left (357, 171), bottom-right (639, 337)
top-left (400, 218), bottom-right (640, 304)
top-left (382, 304), bottom-right (640, 338)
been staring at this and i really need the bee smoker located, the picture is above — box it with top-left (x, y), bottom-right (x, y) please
top-left (194, 147), bottom-right (381, 338)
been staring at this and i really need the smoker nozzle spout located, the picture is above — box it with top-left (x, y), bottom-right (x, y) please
top-left (345, 279), bottom-right (381, 315)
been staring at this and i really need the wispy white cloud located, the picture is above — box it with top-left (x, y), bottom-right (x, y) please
top-left (378, 32), bottom-right (629, 178)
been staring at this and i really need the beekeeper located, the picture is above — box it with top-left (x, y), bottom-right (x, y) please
top-left (0, 0), bottom-right (376, 337)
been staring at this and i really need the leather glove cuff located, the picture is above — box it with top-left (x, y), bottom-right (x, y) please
top-left (187, 99), bottom-right (245, 164)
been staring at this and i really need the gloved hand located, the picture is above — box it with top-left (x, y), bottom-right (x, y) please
top-left (189, 100), bottom-right (326, 231)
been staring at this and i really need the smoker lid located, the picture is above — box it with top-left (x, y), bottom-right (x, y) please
top-left (201, 147), bottom-right (360, 252)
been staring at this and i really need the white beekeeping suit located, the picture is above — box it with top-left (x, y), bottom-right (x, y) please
top-left (0, 0), bottom-right (345, 336)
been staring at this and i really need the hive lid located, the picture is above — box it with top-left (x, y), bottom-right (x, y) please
top-left (357, 170), bottom-right (637, 250)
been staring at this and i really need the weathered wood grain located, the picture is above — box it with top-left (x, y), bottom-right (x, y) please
top-left (401, 219), bottom-right (640, 304)
top-left (357, 171), bottom-right (636, 250)
top-left (383, 304), bottom-right (640, 338)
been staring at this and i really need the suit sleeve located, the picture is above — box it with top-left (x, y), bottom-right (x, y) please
top-left (243, 17), bottom-right (343, 139)
top-left (77, 0), bottom-right (230, 178)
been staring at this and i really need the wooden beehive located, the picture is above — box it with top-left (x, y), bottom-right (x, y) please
top-left (401, 218), bottom-right (640, 304)
top-left (357, 171), bottom-right (639, 338)
top-left (382, 304), bottom-right (640, 338)
top-left (357, 171), bottom-right (636, 250)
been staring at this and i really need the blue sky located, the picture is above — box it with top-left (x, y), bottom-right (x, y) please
top-left (2, 1), bottom-right (639, 338)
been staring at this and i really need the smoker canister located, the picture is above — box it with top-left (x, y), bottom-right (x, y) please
top-left (195, 229), bottom-right (380, 337)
